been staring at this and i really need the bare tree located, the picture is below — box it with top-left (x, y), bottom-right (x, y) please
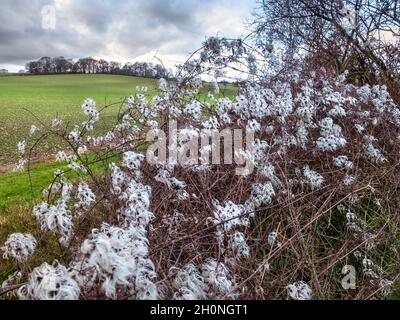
top-left (53, 57), bottom-right (72, 73)
top-left (97, 59), bottom-right (109, 73)
top-left (24, 57), bottom-right (170, 79)
top-left (253, 0), bottom-right (400, 97)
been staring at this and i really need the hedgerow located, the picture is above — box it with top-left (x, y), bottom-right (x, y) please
top-left (1, 37), bottom-right (400, 300)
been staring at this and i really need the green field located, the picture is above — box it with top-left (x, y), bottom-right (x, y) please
top-left (0, 74), bottom-right (236, 166)
top-left (0, 74), bottom-right (161, 166)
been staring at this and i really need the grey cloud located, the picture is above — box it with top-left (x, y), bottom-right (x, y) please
top-left (0, 0), bottom-right (253, 67)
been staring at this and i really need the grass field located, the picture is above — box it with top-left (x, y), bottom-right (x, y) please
top-left (0, 74), bottom-right (161, 166)
top-left (0, 74), bottom-right (236, 166)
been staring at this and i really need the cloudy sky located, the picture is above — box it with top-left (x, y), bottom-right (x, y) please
top-left (0, 0), bottom-right (255, 72)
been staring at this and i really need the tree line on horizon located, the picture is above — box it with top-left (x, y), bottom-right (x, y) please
top-left (25, 56), bottom-right (171, 79)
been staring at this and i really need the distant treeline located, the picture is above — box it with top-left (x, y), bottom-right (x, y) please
top-left (25, 56), bottom-right (171, 79)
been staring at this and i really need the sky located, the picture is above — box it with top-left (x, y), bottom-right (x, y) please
top-left (0, 0), bottom-right (255, 72)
